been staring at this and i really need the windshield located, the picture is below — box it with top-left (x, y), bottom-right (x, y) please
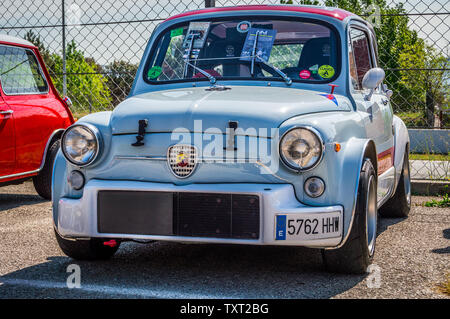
top-left (144, 17), bottom-right (340, 84)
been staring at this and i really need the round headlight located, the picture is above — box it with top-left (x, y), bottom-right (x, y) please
top-left (61, 124), bottom-right (100, 166)
top-left (304, 177), bottom-right (325, 198)
top-left (279, 127), bottom-right (324, 171)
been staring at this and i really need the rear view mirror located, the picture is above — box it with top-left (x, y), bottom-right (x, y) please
top-left (362, 68), bottom-right (385, 101)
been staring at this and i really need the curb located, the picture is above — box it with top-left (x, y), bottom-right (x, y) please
top-left (412, 180), bottom-right (449, 196)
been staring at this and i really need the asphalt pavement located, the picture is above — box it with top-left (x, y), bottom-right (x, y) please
top-left (0, 181), bottom-right (448, 299)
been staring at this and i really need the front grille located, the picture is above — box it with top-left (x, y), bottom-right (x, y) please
top-left (97, 191), bottom-right (260, 240)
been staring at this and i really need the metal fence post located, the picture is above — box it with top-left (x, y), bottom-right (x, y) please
top-left (62, 0), bottom-right (67, 96)
top-left (205, 0), bottom-right (215, 8)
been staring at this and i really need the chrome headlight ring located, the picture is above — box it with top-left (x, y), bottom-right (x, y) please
top-left (279, 126), bottom-right (325, 172)
top-left (61, 123), bottom-right (102, 167)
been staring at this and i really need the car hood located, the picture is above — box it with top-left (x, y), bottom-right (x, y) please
top-left (111, 86), bottom-right (352, 138)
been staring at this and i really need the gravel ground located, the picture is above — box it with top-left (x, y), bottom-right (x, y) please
top-left (0, 181), bottom-right (448, 299)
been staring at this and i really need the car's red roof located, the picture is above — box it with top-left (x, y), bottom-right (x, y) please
top-left (164, 5), bottom-right (356, 22)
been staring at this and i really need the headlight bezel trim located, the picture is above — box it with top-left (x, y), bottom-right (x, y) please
top-left (279, 126), bottom-right (325, 172)
top-left (61, 123), bottom-right (102, 167)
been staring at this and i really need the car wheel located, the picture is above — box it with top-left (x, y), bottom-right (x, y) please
top-left (322, 158), bottom-right (377, 274)
top-left (54, 229), bottom-right (120, 260)
top-left (33, 139), bottom-right (60, 200)
top-left (379, 150), bottom-right (411, 218)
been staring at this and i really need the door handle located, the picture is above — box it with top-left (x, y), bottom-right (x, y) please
top-left (0, 110), bottom-right (13, 115)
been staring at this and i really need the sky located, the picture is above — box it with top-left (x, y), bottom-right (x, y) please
top-left (0, 0), bottom-right (448, 66)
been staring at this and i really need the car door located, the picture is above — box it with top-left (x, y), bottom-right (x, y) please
top-left (0, 91), bottom-right (15, 177)
top-left (0, 44), bottom-right (57, 174)
top-left (366, 29), bottom-right (395, 202)
top-left (348, 25), bottom-right (394, 202)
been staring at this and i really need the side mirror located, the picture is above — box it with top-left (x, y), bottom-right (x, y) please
top-left (62, 96), bottom-right (73, 108)
top-left (362, 68), bottom-right (385, 101)
top-left (383, 84), bottom-right (393, 99)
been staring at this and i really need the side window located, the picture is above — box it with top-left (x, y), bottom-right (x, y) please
top-left (349, 28), bottom-right (373, 90)
top-left (348, 37), bottom-right (359, 90)
top-left (0, 45), bottom-right (48, 95)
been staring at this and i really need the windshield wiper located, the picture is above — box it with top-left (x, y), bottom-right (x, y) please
top-left (183, 32), bottom-right (217, 86)
top-left (254, 55), bottom-right (292, 86)
top-left (250, 30), bottom-right (292, 86)
top-left (184, 60), bottom-right (217, 86)
top-left (250, 30), bottom-right (260, 76)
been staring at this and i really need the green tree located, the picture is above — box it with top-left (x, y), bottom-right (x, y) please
top-left (24, 31), bottom-right (53, 68)
top-left (286, 0), bottom-right (448, 127)
top-left (103, 60), bottom-right (139, 106)
top-left (51, 41), bottom-right (111, 113)
top-left (24, 34), bottom-right (112, 114)
top-left (399, 42), bottom-right (448, 127)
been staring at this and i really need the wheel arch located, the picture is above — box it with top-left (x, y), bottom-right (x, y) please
top-left (392, 116), bottom-right (410, 196)
top-left (39, 129), bottom-right (65, 170)
top-left (327, 138), bottom-right (377, 250)
top-left (363, 139), bottom-right (378, 177)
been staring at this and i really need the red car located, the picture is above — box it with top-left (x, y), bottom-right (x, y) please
top-left (0, 34), bottom-right (74, 199)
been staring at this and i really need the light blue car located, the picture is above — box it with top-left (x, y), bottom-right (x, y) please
top-left (52, 5), bottom-right (411, 274)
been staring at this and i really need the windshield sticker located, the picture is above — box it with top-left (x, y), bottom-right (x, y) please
top-left (309, 64), bottom-right (319, 74)
top-left (299, 70), bottom-right (311, 79)
top-left (318, 65), bottom-right (335, 79)
top-left (237, 21), bottom-right (251, 33)
top-left (182, 22), bottom-right (210, 49)
top-left (225, 45), bottom-right (235, 57)
top-left (147, 66), bottom-right (162, 79)
top-left (183, 48), bottom-right (200, 60)
top-left (240, 28), bottom-right (277, 62)
top-left (170, 27), bottom-right (184, 38)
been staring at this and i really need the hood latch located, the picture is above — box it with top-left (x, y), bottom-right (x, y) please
top-left (224, 121), bottom-right (238, 151)
top-left (132, 119), bottom-right (148, 147)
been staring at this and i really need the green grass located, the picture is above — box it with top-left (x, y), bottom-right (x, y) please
top-left (423, 193), bottom-right (450, 208)
top-left (410, 153), bottom-right (450, 161)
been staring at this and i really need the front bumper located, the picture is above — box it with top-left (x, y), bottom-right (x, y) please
top-left (56, 180), bottom-right (343, 248)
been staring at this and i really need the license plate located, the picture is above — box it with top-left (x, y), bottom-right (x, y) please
top-left (275, 212), bottom-right (342, 241)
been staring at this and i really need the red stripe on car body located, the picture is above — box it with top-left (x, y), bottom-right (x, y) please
top-left (164, 5), bottom-right (356, 22)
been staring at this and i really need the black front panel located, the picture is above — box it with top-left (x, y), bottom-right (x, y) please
top-left (175, 193), bottom-right (232, 238)
top-left (231, 195), bottom-right (260, 239)
top-left (97, 191), bottom-right (173, 235)
top-left (98, 191), bottom-right (260, 239)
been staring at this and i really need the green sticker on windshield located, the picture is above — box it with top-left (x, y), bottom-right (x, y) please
top-left (171, 27), bottom-right (184, 37)
top-left (147, 66), bottom-right (162, 79)
top-left (318, 65), bottom-right (335, 79)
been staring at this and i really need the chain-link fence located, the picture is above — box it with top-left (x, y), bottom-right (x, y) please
top-left (0, 0), bottom-right (448, 180)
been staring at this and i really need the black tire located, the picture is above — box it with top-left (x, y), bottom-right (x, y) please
top-left (379, 150), bottom-right (411, 218)
top-left (322, 159), bottom-right (378, 274)
top-left (54, 229), bottom-right (120, 260)
top-left (33, 139), bottom-right (60, 200)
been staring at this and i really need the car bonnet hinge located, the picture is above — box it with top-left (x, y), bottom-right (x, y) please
top-left (132, 119), bottom-right (148, 147)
